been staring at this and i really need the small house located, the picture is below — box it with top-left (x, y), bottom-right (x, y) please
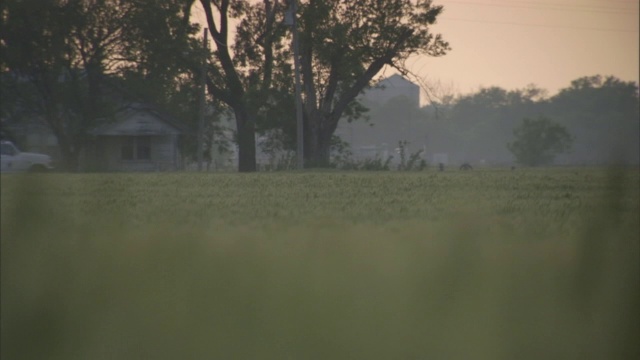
top-left (84, 103), bottom-right (191, 172)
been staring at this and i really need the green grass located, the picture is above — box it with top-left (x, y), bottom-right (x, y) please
top-left (1, 167), bottom-right (639, 359)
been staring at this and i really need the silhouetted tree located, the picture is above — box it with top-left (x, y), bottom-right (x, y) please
top-left (296, 0), bottom-right (449, 167)
top-left (199, 0), bottom-right (288, 172)
top-left (548, 75), bottom-right (639, 164)
top-left (1, 0), bottom-right (198, 170)
top-left (446, 85), bottom-right (547, 164)
top-left (507, 116), bottom-right (572, 166)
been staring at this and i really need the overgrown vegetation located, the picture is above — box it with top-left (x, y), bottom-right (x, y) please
top-left (328, 138), bottom-right (427, 171)
top-left (2, 168), bottom-right (638, 359)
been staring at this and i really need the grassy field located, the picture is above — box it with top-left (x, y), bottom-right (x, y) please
top-left (1, 167), bottom-right (639, 359)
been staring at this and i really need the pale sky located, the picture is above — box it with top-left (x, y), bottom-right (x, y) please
top-left (404, 0), bottom-right (640, 97)
top-left (194, 0), bottom-right (639, 99)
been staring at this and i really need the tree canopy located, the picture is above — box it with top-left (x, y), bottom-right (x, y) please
top-left (548, 75), bottom-right (640, 164)
top-left (1, 0), bottom-right (199, 170)
top-left (507, 116), bottom-right (573, 166)
top-left (195, 0), bottom-right (450, 170)
top-left (2, 0), bottom-right (637, 171)
top-left (297, 0), bottom-right (449, 166)
top-left (198, 0), bottom-right (293, 172)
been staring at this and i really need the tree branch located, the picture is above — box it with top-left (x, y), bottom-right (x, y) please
top-left (328, 29), bottom-right (413, 127)
top-left (200, 0), bottom-right (244, 101)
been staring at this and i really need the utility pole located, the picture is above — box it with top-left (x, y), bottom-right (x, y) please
top-left (197, 29), bottom-right (208, 171)
top-left (287, 0), bottom-right (304, 169)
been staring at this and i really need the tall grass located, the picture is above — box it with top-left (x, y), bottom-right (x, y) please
top-left (1, 168), bottom-right (638, 359)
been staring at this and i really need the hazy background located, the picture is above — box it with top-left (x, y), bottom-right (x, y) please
top-left (192, 0), bottom-right (639, 100)
top-left (406, 0), bottom-right (639, 99)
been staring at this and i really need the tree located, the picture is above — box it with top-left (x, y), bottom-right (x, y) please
top-left (197, 0), bottom-right (449, 170)
top-left (507, 116), bottom-right (572, 166)
top-left (296, 0), bottom-right (450, 166)
top-left (199, 0), bottom-right (289, 172)
top-left (2, 0), bottom-right (92, 170)
top-left (547, 75), bottom-right (639, 164)
top-left (1, 0), bottom-right (198, 170)
top-left (446, 85), bottom-right (547, 164)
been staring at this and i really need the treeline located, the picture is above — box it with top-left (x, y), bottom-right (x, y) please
top-left (1, 1), bottom-right (637, 170)
top-left (1, 0), bottom-right (206, 170)
top-left (348, 75), bottom-right (639, 166)
top-left (1, 0), bottom-right (450, 171)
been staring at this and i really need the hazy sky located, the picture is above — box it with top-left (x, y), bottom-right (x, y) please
top-left (402, 0), bottom-right (640, 97)
top-left (194, 0), bottom-right (639, 98)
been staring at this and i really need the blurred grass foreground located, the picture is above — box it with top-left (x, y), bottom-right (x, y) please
top-left (1, 168), bottom-right (639, 359)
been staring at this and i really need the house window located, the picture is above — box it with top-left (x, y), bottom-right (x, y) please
top-left (136, 136), bottom-right (152, 160)
top-left (121, 137), bottom-right (134, 160)
top-left (121, 136), bottom-right (152, 160)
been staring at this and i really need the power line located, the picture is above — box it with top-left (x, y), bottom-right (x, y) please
top-left (475, 0), bottom-right (640, 8)
top-left (441, 16), bottom-right (638, 33)
top-left (443, 0), bottom-right (639, 15)
top-left (444, 0), bottom-right (640, 9)
top-left (444, 1), bottom-right (635, 15)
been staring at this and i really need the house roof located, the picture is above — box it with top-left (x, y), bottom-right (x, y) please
top-left (90, 103), bottom-right (193, 136)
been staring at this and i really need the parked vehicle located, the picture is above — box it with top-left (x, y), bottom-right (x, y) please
top-left (0, 140), bottom-right (54, 173)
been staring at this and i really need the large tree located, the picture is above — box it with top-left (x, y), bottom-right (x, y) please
top-left (2, 0), bottom-right (96, 170)
top-left (1, 0), bottom-right (197, 170)
top-left (199, 0), bottom-right (289, 172)
top-left (197, 0), bottom-right (449, 170)
top-left (296, 0), bottom-right (449, 166)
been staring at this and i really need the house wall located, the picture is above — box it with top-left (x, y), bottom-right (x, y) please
top-left (150, 136), bottom-right (181, 171)
top-left (94, 114), bottom-right (181, 136)
top-left (93, 135), bottom-right (182, 172)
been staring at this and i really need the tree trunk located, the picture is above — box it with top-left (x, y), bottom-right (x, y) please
top-left (49, 129), bottom-right (80, 172)
top-left (60, 145), bottom-right (80, 172)
top-left (304, 114), bottom-right (334, 168)
top-left (43, 105), bottom-right (81, 172)
top-left (306, 135), bottom-right (331, 167)
top-left (235, 109), bottom-right (257, 172)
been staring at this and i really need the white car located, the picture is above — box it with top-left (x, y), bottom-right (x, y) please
top-left (1, 140), bottom-right (54, 173)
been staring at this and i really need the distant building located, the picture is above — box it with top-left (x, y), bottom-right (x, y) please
top-left (363, 74), bottom-right (420, 107)
top-left (334, 74), bottom-right (424, 164)
top-left (83, 103), bottom-right (191, 172)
